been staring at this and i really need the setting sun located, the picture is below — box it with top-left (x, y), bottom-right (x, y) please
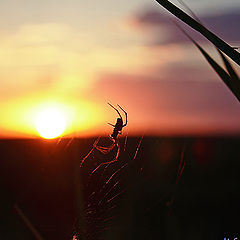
top-left (35, 106), bottom-right (67, 139)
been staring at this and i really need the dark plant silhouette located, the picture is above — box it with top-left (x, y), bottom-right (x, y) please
top-left (154, 0), bottom-right (240, 102)
top-left (174, 21), bottom-right (240, 102)
top-left (154, 0), bottom-right (240, 66)
top-left (169, 1), bottom-right (240, 102)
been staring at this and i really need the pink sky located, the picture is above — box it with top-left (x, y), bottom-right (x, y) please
top-left (0, 0), bottom-right (240, 137)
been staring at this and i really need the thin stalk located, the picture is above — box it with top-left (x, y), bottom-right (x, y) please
top-left (174, 21), bottom-right (240, 102)
top-left (154, 0), bottom-right (240, 66)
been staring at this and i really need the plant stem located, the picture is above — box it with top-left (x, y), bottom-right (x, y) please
top-left (154, 0), bottom-right (240, 66)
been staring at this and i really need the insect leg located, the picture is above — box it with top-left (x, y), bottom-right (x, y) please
top-left (108, 102), bottom-right (122, 119)
top-left (117, 104), bottom-right (127, 127)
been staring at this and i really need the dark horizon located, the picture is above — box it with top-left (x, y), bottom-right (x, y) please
top-left (1, 136), bottom-right (240, 239)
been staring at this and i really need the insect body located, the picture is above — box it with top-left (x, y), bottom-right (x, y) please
top-left (80, 103), bottom-right (127, 169)
top-left (108, 103), bottom-right (127, 141)
top-left (93, 103), bottom-right (127, 154)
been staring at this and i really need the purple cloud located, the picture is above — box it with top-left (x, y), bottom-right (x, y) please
top-left (132, 8), bottom-right (240, 45)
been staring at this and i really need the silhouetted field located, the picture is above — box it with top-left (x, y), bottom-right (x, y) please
top-left (0, 136), bottom-right (240, 240)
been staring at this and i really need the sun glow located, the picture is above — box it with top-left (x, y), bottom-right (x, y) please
top-left (0, 93), bottom-right (105, 138)
top-left (35, 105), bottom-right (67, 139)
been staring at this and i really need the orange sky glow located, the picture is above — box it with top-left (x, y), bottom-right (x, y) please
top-left (1, 0), bottom-right (240, 138)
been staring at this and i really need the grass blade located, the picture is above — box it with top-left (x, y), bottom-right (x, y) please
top-left (154, 0), bottom-right (240, 66)
top-left (177, 0), bottom-right (240, 82)
top-left (217, 49), bottom-right (240, 99)
top-left (174, 21), bottom-right (240, 101)
top-left (176, 0), bottom-right (240, 100)
top-left (218, 50), bottom-right (240, 82)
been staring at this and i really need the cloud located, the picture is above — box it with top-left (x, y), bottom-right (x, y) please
top-left (131, 9), bottom-right (170, 26)
top-left (95, 72), bottom-right (239, 112)
top-left (131, 8), bottom-right (240, 45)
top-left (0, 22), bottom-right (145, 100)
top-left (89, 72), bottom-right (240, 135)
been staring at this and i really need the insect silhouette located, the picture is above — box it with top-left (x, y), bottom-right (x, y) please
top-left (108, 103), bottom-right (128, 140)
top-left (94, 103), bottom-right (127, 155)
top-left (80, 103), bottom-right (127, 168)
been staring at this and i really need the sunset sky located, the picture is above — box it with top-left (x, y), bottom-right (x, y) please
top-left (1, 0), bottom-right (240, 138)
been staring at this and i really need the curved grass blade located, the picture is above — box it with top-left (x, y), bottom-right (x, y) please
top-left (154, 0), bottom-right (240, 66)
top-left (217, 50), bottom-right (240, 99)
top-left (218, 50), bottom-right (240, 82)
top-left (178, 0), bottom-right (240, 83)
top-left (173, 21), bottom-right (240, 102)
top-left (176, 0), bottom-right (240, 100)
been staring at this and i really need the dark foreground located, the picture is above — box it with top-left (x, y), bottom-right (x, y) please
top-left (0, 136), bottom-right (240, 240)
